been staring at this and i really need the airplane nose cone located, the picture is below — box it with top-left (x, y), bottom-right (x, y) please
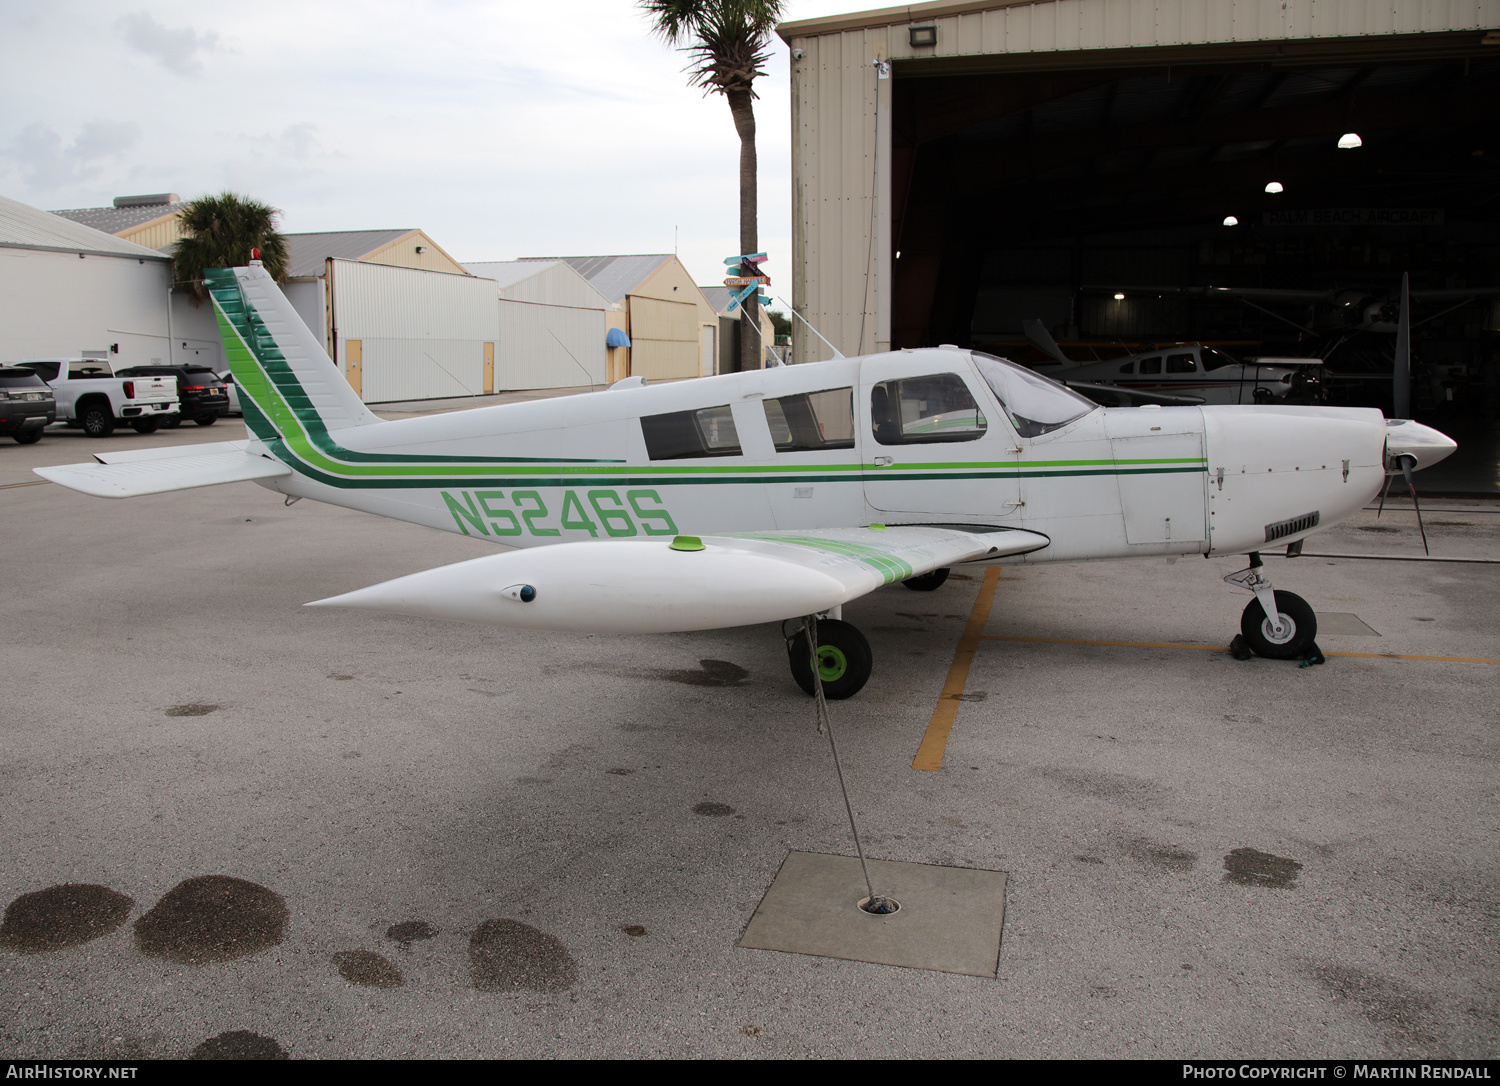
top-left (1384, 419), bottom-right (1457, 472)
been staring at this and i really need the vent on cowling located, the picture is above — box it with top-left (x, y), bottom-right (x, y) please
top-left (1265, 511), bottom-right (1320, 543)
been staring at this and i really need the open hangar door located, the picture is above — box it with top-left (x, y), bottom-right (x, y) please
top-left (889, 36), bottom-right (1500, 425)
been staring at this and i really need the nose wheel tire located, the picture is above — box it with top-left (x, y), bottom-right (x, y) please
top-left (787, 619), bottom-right (873, 700)
top-left (1239, 591), bottom-right (1317, 659)
top-left (902, 567), bottom-right (950, 592)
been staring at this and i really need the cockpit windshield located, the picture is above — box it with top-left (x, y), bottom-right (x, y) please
top-left (970, 352), bottom-right (1097, 438)
top-left (1200, 346), bottom-right (1239, 371)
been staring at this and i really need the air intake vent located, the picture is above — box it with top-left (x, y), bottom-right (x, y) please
top-left (1265, 511), bottom-right (1319, 543)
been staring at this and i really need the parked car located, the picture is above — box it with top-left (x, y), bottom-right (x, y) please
top-left (13, 359), bottom-right (178, 436)
top-left (117, 365), bottom-right (230, 426)
top-left (216, 370), bottom-right (241, 416)
top-left (0, 366), bottom-right (56, 444)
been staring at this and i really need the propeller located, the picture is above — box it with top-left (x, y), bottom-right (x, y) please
top-left (1398, 454), bottom-right (1430, 556)
top-left (1392, 272), bottom-right (1411, 420)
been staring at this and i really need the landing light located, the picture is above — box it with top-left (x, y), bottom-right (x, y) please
top-left (1338, 133), bottom-right (1362, 149)
top-left (1223, 216), bottom-right (1239, 226)
top-left (1264, 181), bottom-right (1284, 193)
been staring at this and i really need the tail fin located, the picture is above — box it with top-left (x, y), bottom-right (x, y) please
top-left (1022, 318), bottom-right (1078, 370)
top-left (205, 264), bottom-right (379, 446)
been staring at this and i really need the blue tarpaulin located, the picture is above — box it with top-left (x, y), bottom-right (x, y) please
top-left (606, 328), bottom-right (631, 348)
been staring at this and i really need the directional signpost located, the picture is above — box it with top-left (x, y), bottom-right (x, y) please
top-left (724, 253), bottom-right (771, 312)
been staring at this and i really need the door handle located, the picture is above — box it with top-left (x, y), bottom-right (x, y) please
top-left (872, 456), bottom-right (894, 467)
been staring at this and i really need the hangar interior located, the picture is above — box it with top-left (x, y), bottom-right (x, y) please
top-left (887, 36), bottom-right (1500, 420)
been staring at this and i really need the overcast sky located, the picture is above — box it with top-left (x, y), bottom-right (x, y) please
top-left (0, 0), bottom-right (862, 292)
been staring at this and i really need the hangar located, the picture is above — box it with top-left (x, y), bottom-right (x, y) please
top-left (777, 0), bottom-right (1499, 420)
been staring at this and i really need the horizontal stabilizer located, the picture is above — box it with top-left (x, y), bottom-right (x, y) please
top-left (310, 525), bottom-right (1050, 634)
top-left (92, 439), bottom-right (255, 465)
top-left (35, 450), bottom-right (291, 498)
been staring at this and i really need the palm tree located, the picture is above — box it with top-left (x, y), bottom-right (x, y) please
top-left (641, 0), bottom-right (784, 372)
top-left (172, 191), bottom-right (290, 303)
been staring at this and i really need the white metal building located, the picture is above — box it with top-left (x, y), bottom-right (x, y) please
top-left (0, 193), bottom-right (221, 370)
top-left (464, 260), bottom-right (611, 390)
top-left (327, 259), bottom-right (499, 403)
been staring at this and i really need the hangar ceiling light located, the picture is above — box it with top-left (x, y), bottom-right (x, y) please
top-left (1338, 132), bottom-right (1364, 149)
top-left (1113, 292), bottom-right (1125, 300)
top-left (1264, 181), bottom-right (1284, 193)
top-left (1223, 216), bottom-right (1239, 226)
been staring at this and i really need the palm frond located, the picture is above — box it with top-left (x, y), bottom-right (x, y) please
top-left (171, 191), bottom-right (289, 303)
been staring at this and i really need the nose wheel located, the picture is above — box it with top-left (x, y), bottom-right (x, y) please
top-left (1238, 590), bottom-right (1317, 659)
top-left (1225, 553), bottom-right (1320, 660)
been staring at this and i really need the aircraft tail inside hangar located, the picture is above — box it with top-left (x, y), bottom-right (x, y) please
top-left (778, 0), bottom-right (1500, 419)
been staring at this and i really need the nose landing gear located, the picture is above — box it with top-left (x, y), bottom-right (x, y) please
top-left (1225, 552), bottom-right (1319, 660)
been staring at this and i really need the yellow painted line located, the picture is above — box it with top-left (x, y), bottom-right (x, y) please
top-left (913, 566), bottom-right (1001, 773)
top-left (982, 634), bottom-right (1222, 651)
top-left (979, 634), bottom-right (1500, 665)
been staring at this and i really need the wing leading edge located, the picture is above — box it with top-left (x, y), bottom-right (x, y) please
top-left (310, 525), bottom-right (1050, 634)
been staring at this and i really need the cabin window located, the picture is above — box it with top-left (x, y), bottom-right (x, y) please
top-left (763, 388), bottom-right (855, 452)
top-left (640, 404), bottom-right (741, 460)
top-left (971, 353), bottom-right (1096, 438)
top-left (1166, 352), bottom-right (1198, 373)
top-left (1118, 361), bottom-right (1135, 374)
top-left (871, 374), bottom-right (986, 445)
top-left (1138, 356), bottom-right (1162, 375)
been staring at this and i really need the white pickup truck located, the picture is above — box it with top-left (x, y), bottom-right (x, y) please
top-left (14, 359), bottom-right (179, 436)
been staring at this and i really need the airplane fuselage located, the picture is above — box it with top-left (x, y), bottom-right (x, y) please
top-left (249, 346), bottom-right (1392, 565)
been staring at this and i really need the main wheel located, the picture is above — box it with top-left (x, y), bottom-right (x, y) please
top-left (1239, 591), bottom-right (1317, 660)
top-left (12, 429), bottom-right (41, 445)
top-left (132, 418), bottom-right (160, 434)
top-left (787, 619), bottom-right (873, 700)
top-left (902, 567), bottom-right (950, 592)
top-left (79, 403), bottom-right (114, 437)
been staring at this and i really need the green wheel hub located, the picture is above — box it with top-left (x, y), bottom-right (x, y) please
top-left (816, 645), bottom-right (848, 682)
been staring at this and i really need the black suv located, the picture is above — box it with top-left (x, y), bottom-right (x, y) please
top-left (0, 367), bottom-right (56, 444)
top-left (116, 365), bottom-right (230, 426)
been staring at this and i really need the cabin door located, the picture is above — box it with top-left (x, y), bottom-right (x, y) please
top-left (859, 354), bottom-right (1022, 523)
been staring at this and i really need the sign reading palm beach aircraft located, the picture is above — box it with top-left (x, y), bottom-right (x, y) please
top-left (37, 262), bottom-right (1456, 698)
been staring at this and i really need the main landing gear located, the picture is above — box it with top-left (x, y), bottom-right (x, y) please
top-left (1224, 552), bottom-right (1319, 660)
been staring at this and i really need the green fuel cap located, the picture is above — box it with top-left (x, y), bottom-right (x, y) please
top-left (670, 535), bottom-right (706, 551)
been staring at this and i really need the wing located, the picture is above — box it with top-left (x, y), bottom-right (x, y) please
top-left (310, 525), bottom-right (1051, 634)
top-left (34, 442), bottom-right (290, 498)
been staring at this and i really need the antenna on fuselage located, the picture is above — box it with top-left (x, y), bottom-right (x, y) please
top-left (776, 297), bottom-right (846, 360)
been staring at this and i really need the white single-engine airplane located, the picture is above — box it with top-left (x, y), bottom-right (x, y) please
top-left (1021, 319), bottom-right (1322, 407)
top-left (36, 262), bottom-right (1457, 698)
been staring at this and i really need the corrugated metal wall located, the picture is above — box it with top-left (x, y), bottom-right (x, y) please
top-left (783, 0), bottom-right (1500, 362)
top-left (331, 259), bottom-right (498, 403)
top-left (496, 298), bottom-right (606, 389)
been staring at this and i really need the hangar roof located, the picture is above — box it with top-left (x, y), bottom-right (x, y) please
top-left (283, 230), bottom-right (414, 277)
top-left (50, 198), bottom-right (182, 237)
top-left (521, 254), bottom-right (674, 303)
top-left (0, 194), bottom-right (168, 260)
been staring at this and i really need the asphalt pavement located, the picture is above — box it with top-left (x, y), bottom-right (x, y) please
top-left (1, 419), bottom-right (1496, 1059)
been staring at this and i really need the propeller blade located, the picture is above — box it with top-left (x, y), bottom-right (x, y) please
top-left (1398, 455), bottom-right (1429, 556)
top-left (1392, 272), bottom-right (1411, 419)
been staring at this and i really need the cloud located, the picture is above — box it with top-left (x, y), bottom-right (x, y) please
top-left (116, 11), bottom-right (219, 75)
top-left (5, 120), bottom-right (141, 188)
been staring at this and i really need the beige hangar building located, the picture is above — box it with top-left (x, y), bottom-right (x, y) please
top-left (777, 0), bottom-right (1500, 369)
